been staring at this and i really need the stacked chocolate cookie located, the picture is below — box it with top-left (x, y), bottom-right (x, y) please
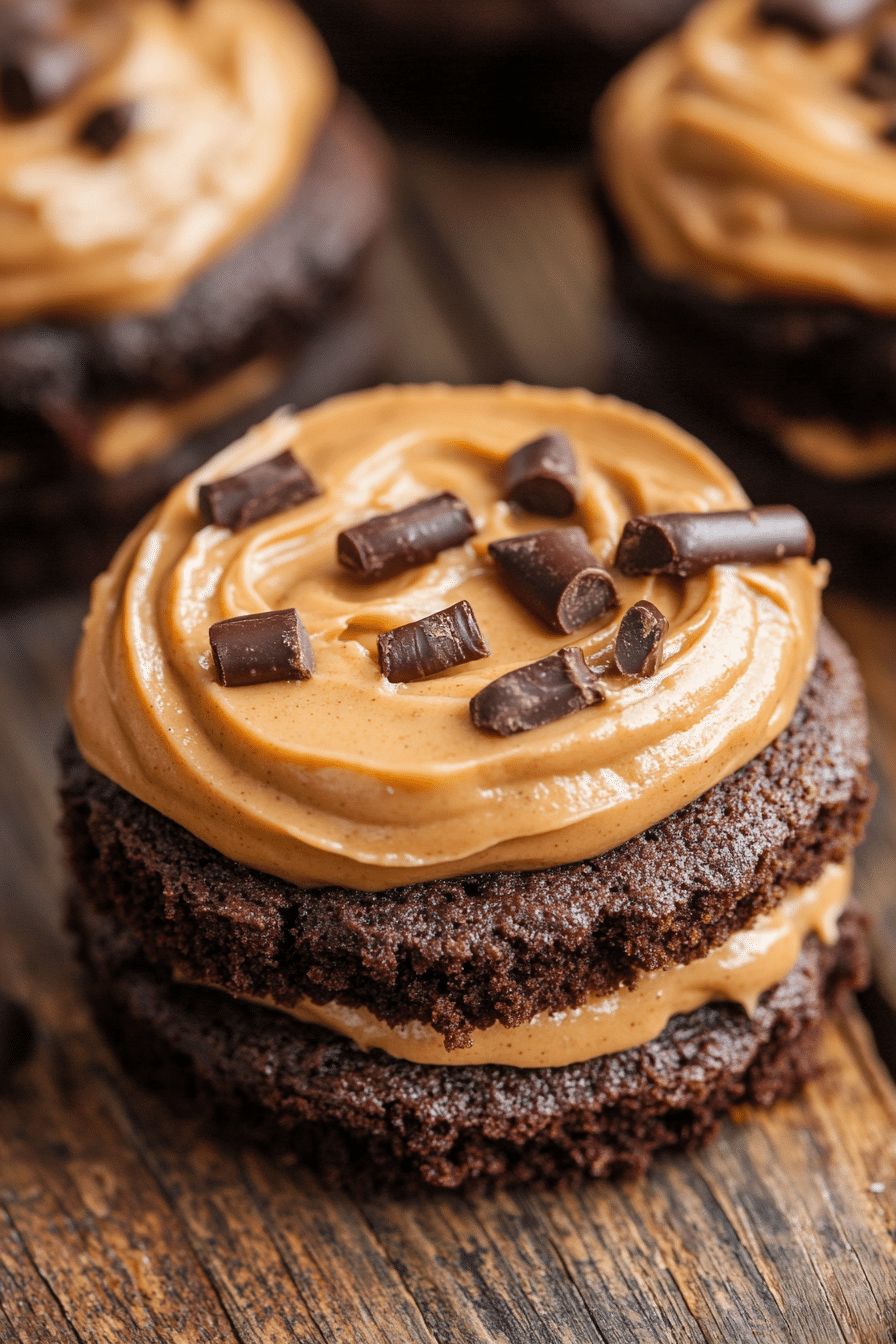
top-left (0, 0), bottom-right (389, 601)
top-left (63, 384), bottom-right (871, 1190)
top-left (597, 0), bottom-right (896, 599)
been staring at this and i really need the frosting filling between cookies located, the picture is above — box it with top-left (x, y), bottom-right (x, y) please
top-left (86, 356), bottom-right (286, 475)
top-left (200, 861), bottom-right (852, 1067)
top-left (743, 403), bottom-right (896, 479)
top-left (600, 0), bottom-right (896, 310)
top-left (70, 384), bottom-right (824, 890)
top-left (0, 0), bottom-right (335, 323)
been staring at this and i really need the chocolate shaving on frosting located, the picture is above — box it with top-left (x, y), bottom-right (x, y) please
top-left (469, 647), bottom-right (604, 736)
top-left (489, 527), bottom-right (618, 633)
top-left (78, 101), bottom-right (134, 153)
top-left (338, 492), bottom-right (476, 581)
top-left (615, 601), bottom-right (669, 677)
top-left (615, 505), bottom-right (814, 578)
top-left (858, 24), bottom-right (896, 99)
top-left (378, 600), bottom-right (490, 683)
top-left (0, 0), bottom-right (126, 118)
top-left (0, 36), bottom-right (88, 115)
top-left (209, 608), bottom-right (314, 687)
top-left (503, 430), bottom-right (580, 517)
top-left (198, 449), bottom-right (320, 532)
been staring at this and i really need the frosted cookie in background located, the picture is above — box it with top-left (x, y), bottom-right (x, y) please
top-left (598, 0), bottom-right (896, 600)
top-left (0, 0), bottom-right (390, 602)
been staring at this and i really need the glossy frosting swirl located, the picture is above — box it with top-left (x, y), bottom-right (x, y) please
top-left (70, 384), bottom-right (823, 891)
top-left (599, 0), bottom-right (896, 309)
top-left (0, 0), bottom-right (335, 324)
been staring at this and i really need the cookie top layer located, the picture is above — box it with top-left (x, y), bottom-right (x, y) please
top-left (599, 0), bottom-right (896, 310)
top-left (0, 0), bottom-right (334, 324)
top-left (70, 383), bottom-right (823, 890)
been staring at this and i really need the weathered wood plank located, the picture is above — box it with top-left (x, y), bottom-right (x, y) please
top-left (358, 1190), bottom-right (608, 1344)
top-left (398, 147), bottom-right (608, 391)
top-left (0, 1202), bottom-right (83, 1344)
top-left (238, 1152), bottom-right (437, 1344)
top-left (0, 925), bottom-right (243, 1344)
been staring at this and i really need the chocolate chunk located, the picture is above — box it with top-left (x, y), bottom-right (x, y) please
top-left (0, 993), bottom-right (34, 1088)
top-left (378, 600), bottom-right (490, 683)
top-left (470, 647), bottom-right (604, 736)
top-left (757, 0), bottom-right (879, 38)
top-left (78, 100), bottom-right (134, 153)
top-left (615, 601), bottom-right (669, 678)
top-left (198, 450), bottom-right (320, 532)
top-left (0, 38), bottom-right (88, 115)
top-left (615, 505), bottom-right (815, 578)
top-left (489, 527), bottom-right (618, 633)
top-left (0, 1), bottom-right (127, 117)
top-left (209, 608), bottom-right (314, 687)
top-left (338, 493), bottom-right (476, 581)
top-left (859, 26), bottom-right (896, 98)
top-left (504, 430), bottom-right (580, 517)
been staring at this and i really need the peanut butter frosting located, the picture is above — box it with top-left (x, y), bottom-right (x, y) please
top-left (194, 862), bottom-right (852, 1066)
top-left (70, 384), bottom-right (824, 891)
top-left (0, 0), bottom-right (335, 324)
top-left (599, 0), bottom-right (896, 310)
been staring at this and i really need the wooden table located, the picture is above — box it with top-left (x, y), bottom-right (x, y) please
top-left (1, 145), bottom-right (895, 1344)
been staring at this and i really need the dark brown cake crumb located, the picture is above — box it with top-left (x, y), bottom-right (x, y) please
top-left (60, 624), bottom-right (872, 1050)
top-left (69, 891), bottom-right (869, 1193)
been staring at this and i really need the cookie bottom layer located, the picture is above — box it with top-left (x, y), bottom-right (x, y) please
top-left (70, 892), bottom-right (868, 1192)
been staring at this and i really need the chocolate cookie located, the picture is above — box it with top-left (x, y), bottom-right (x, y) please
top-left (601, 200), bottom-right (896, 598)
top-left (60, 622), bottom-right (872, 1051)
top-left (0, 94), bottom-right (390, 604)
top-left (595, 0), bottom-right (896, 601)
top-left (69, 890), bottom-right (868, 1190)
top-left (300, 0), bottom-right (697, 148)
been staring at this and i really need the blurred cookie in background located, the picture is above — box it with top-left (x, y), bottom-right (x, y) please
top-left (300, 0), bottom-right (697, 149)
top-left (0, 0), bottom-right (390, 604)
top-left (596, 0), bottom-right (896, 601)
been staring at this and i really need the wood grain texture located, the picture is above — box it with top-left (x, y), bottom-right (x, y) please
top-left (1, 148), bottom-right (895, 1344)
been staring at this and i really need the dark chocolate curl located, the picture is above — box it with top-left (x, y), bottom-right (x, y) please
top-left (489, 527), bottom-right (618, 633)
top-left (858, 25), bottom-right (896, 98)
top-left (0, 37), bottom-right (88, 115)
top-left (504, 430), bottom-right (580, 517)
top-left (378, 600), bottom-right (490, 683)
top-left (615, 601), bottom-right (669, 678)
top-left (198, 450), bottom-right (320, 532)
top-left (758, 0), bottom-right (880, 38)
top-left (470, 647), bottom-right (604, 737)
top-left (0, 992), bottom-right (35, 1088)
top-left (78, 100), bottom-right (134, 153)
top-left (615, 505), bottom-right (814, 578)
top-left (209, 608), bottom-right (314, 687)
top-left (338, 492), bottom-right (476, 580)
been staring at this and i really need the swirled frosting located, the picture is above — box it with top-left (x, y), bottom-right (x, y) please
top-left (70, 383), bottom-right (823, 891)
top-left (0, 0), bottom-right (335, 324)
top-left (599, 0), bottom-right (896, 309)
